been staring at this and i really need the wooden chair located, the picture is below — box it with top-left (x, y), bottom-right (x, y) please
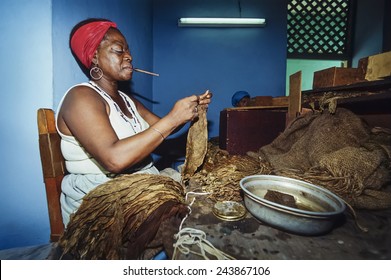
top-left (37, 108), bottom-right (65, 242)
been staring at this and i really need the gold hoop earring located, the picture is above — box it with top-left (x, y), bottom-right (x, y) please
top-left (90, 66), bottom-right (103, 80)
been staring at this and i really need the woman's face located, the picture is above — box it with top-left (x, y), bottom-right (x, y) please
top-left (237, 96), bottom-right (250, 107)
top-left (96, 28), bottom-right (133, 81)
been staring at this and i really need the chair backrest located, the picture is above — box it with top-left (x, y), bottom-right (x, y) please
top-left (37, 108), bottom-right (65, 242)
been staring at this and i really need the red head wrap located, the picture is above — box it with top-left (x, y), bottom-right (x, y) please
top-left (70, 21), bottom-right (117, 69)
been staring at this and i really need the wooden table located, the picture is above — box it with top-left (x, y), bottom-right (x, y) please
top-left (164, 182), bottom-right (391, 260)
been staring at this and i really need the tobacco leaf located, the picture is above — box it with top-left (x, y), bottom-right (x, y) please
top-left (182, 104), bottom-right (208, 180)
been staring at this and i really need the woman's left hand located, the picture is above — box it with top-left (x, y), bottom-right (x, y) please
top-left (197, 90), bottom-right (213, 107)
top-left (165, 89), bottom-right (213, 126)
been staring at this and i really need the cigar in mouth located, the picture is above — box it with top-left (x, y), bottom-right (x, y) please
top-left (133, 68), bottom-right (159, 77)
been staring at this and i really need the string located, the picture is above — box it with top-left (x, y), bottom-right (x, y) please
top-left (172, 191), bottom-right (236, 260)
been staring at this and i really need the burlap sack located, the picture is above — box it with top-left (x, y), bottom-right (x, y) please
top-left (259, 108), bottom-right (391, 209)
top-left (259, 108), bottom-right (370, 170)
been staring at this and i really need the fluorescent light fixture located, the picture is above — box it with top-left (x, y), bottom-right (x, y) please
top-left (178, 17), bottom-right (266, 27)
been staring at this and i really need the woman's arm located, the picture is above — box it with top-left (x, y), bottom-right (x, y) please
top-left (130, 96), bottom-right (161, 126)
top-left (58, 86), bottom-right (212, 173)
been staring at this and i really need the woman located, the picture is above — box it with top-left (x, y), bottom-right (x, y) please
top-left (232, 90), bottom-right (250, 107)
top-left (56, 18), bottom-right (212, 226)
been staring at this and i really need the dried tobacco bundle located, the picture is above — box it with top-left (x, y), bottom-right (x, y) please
top-left (191, 142), bottom-right (265, 202)
top-left (58, 174), bottom-right (188, 259)
top-left (182, 104), bottom-right (208, 180)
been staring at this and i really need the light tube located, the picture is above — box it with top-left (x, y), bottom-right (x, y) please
top-left (178, 18), bottom-right (266, 27)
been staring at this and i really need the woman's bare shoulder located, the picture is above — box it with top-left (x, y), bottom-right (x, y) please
top-left (60, 84), bottom-right (108, 120)
top-left (67, 83), bottom-right (97, 97)
top-left (64, 84), bottom-right (104, 105)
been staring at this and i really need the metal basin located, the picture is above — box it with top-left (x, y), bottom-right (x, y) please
top-left (240, 175), bottom-right (346, 235)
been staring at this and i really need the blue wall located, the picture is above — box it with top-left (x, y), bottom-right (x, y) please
top-left (352, 0), bottom-right (385, 66)
top-left (0, 0), bottom-right (386, 250)
top-left (0, 0), bottom-right (287, 250)
top-left (0, 0), bottom-right (153, 250)
top-left (152, 0), bottom-right (288, 137)
top-left (0, 0), bottom-right (53, 250)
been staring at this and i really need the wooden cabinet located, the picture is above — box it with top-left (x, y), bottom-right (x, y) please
top-left (219, 108), bottom-right (287, 155)
top-left (302, 78), bottom-right (391, 129)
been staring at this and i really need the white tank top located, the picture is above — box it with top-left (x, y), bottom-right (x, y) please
top-left (56, 81), bottom-right (153, 175)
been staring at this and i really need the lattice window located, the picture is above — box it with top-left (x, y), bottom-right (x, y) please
top-left (287, 0), bottom-right (355, 60)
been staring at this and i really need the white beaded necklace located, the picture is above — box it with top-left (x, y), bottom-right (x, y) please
top-left (89, 81), bottom-right (143, 133)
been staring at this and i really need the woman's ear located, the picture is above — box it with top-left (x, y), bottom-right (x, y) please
top-left (91, 51), bottom-right (98, 65)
